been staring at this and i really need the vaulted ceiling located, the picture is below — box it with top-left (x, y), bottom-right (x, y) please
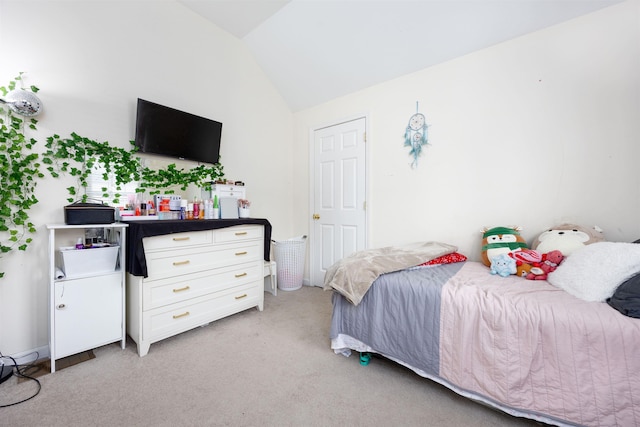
top-left (178, 0), bottom-right (623, 111)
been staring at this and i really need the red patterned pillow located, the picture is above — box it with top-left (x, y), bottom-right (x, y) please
top-left (417, 252), bottom-right (467, 267)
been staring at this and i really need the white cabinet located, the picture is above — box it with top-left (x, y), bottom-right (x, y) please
top-left (201, 183), bottom-right (246, 201)
top-left (47, 223), bottom-right (128, 373)
top-left (126, 224), bottom-right (264, 356)
top-left (53, 274), bottom-right (122, 357)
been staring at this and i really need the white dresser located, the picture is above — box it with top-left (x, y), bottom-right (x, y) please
top-left (126, 224), bottom-right (264, 356)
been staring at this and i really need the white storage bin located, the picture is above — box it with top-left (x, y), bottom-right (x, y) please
top-left (273, 236), bottom-right (307, 291)
top-left (58, 246), bottom-right (119, 279)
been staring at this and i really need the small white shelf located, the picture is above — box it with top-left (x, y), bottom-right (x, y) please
top-left (47, 223), bottom-right (128, 373)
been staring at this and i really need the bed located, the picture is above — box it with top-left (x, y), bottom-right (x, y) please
top-left (325, 242), bottom-right (640, 427)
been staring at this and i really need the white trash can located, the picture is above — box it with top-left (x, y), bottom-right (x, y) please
top-left (272, 235), bottom-right (307, 291)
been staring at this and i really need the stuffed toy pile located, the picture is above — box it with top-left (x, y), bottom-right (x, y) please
top-left (482, 224), bottom-right (605, 280)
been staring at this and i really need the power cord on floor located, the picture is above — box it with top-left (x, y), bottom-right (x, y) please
top-left (0, 351), bottom-right (42, 408)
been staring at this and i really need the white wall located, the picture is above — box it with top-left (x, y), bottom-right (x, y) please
top-left (0, 0), bottom-right (293, 357)
top-left (294, 1), bottom-right (640, 268)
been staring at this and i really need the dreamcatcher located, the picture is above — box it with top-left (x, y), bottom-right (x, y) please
top-left (403, 102), bottom-right (429, 168)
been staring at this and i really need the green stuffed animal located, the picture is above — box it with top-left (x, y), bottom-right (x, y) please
top-left (481, 226), bottom-right (528, 267)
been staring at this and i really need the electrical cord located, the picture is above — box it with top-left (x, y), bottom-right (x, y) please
top-left (0, 351), bottom-right (42, 408)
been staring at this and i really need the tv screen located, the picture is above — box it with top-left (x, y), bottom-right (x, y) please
top-left (134, 98), bottom-right (222, 164)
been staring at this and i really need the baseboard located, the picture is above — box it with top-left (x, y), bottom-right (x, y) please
top-left (1, 345), bottom-right (50, 367)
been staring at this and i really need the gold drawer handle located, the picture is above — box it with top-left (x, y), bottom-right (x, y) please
top-left (173, 311), bottom-right (190, 319)
top-left (173, 236), bottom-right (190, 241)
top-left (173, 260), bottom-right (190, 266)
top-left (235, 251), bottom-right (247, 256)
top-left (235, 272), bottom-right (247, 278)
top-left (235, 232), bottom-right (248, 236)
top-left (173, 285), bottom-right (190, 293)
top-left (235, 294), bottom-right (248, 300)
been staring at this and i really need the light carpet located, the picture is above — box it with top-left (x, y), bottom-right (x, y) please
top-left (1, 286), bottom-right (542, 426)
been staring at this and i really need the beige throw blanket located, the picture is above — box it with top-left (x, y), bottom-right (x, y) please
top-left (323, 241), bottom-right (457, 306)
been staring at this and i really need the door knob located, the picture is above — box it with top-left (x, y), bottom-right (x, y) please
top-left (313, 214), bottom-right (320, 220)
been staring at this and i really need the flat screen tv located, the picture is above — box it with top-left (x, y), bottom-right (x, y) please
top-left (134, 98), bottom-right (222, 164)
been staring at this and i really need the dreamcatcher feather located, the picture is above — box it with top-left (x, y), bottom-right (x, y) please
top-left (404, 102), bottom-right (429, 168)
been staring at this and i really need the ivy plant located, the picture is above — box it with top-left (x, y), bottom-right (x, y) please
top-left (43, 133), bottom-right (224, 203)
top-left (0, 74), bottom-right (42, 277)
top-left (0, 74), bottom-right (225, 278)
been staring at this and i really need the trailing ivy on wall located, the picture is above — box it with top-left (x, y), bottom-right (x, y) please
top-left (43, 133), bottom-right (224, 203)
top-left (43, 133), bottom-right (141, 203)
top-left (0, 74), bottom-right (42, 277)
top-left (42, 133), bottom-right (224, 203)
top-left (0, 74), bottom-right (225, 278)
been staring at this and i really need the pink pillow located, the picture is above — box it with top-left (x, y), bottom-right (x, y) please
top-left (417, 252), bottom-right (467, 267)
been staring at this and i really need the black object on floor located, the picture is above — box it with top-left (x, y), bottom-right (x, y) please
top-left (0, 364), bottom-right (13, 385)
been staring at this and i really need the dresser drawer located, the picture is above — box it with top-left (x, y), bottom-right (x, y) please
top-left (218, 190), bottom-right (243, 198)
top-left (214, 225), bottom-right (263, 244)
top-left (143, 230), bottom-right (213, 252)
top-left (144, 241), bottom-right (262, 281)
top-left (214, 184), bottom-right (245, 199)
top-left (143, 282), bottom-right (262, 342)
top-left (143, 261), bottom-right (262, 310)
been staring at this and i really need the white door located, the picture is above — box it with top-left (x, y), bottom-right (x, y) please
top-left (310, 117), bottom-right (367, 286)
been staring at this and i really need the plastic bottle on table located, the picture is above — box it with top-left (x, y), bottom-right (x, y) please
top-left (180, 199), bottom-right (187, 220)
top-left (193, 197), bottom-right (199, 219)
top-left (213, 195), bottom-right (219, 219)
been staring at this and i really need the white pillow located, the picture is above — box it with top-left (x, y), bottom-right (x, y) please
top-left (547, 242), bottom-right (640, 302)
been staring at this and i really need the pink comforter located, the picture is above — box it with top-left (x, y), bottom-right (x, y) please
top-left (440, 262), bottom-right (640, 426)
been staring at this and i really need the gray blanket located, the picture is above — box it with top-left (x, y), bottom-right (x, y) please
top-left (330, 262), bottom-right (465, 375)
top-left (323, 241), bottom-right (457, 305)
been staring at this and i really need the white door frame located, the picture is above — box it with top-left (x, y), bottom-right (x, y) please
top-left (308, 113), bottom-right (370, 287)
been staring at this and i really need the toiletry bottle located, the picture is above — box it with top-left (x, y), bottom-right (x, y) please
top-left (213, 195), bottom-right (219, 219)
top-left (193, 197), bottom-right (199, 219)
top-left (148, 200), bottom-right (156, 216)
top-left (180, 199), bottom-right (187, 220)
top-left (206, 199), bottom-right (213, 219)
top-left (203, 199), bottom-right (210, 219)
top-left (198, 200), bottom-right (204, 219)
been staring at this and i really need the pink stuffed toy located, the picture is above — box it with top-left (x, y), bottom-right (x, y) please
top-left (513, 249), bottom-right (564, 280)
top-left (509, 248), bottom-right (542, 265)
top-left (539, 250), bottom-right (564, 274)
